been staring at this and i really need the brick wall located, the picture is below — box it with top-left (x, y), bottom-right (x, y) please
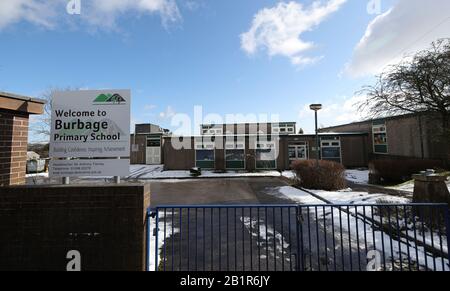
top-left (0, 109), bottom-right (29, 186)
top-left (0, 184), bottom-right (150, 271)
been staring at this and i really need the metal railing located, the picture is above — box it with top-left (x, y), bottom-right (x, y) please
top-left (146, 204), bottom-right (450, 271)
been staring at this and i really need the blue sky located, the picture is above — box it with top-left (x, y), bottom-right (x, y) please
top-left (1, 0), bottom-right (448, 142)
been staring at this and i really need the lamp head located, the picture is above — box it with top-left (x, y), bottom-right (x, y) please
top-left (309, 104), bottom-right (323, 111)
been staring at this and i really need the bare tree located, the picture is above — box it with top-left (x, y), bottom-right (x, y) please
top-left (31, 87), bottom-right (76, 141)
top-left (358, 39), bottom-right (450, 156)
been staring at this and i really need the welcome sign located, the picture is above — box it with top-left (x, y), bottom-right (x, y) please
top-left (49, 90), bottom-right (130, 177)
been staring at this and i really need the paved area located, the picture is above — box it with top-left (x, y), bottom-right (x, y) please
top-left (149, 177), bottom-right (294, 206)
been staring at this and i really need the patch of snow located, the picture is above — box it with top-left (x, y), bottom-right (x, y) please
top-left (303, 206), bottom-right (449, 271)
top-left (308, 189), bottom-right (410, 205)
top-left (241, 216), bottom-right (290, 260)
top-left (267, 186), bottom-right (324, 204)
top-left (345, 169), bottom-right (369, 185)
top-left (127, 165), bottom-right (284, 180)
top-left (281, 171), bottom-right (296, 180)
top-left (148, 210), bottom-right (179, 271)
top-left (388, 179), bottom-right (450, 194)
top-left (26, 172), bottom-right (49, 178)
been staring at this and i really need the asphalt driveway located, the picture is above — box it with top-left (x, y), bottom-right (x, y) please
top-left (149, 177), bottom-right (294, 206)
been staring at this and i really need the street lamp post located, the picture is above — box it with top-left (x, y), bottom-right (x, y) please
top-left (310, 104), bottom-right (322, 167)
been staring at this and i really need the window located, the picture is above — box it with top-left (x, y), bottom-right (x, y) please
top-left (201, 125), bottom-right (223, 135)
top-left (225, 139), bottom-right (245, 169)
top-left (195, 138), bottom-right (215, 168)
top-left (321, 138), bottom-right (341, 162)
top-left (255, 141), bottom-right (277, 169)
top-left (196, 150), bottom-right (215, 169)
top-left (373, 121), bottom-right (388, 154)
top-left (147, 137), bottom-right (161, 147)
top-left (289, 143), bottom-right (308, 161)
top-left (271, 123), bottom-right (295, 135)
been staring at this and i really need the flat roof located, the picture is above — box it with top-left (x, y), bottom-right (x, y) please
top-left (320, 111), bottom-right (443, 130)
top-left (0, 91), bottom-right (45, 104)
top-left (201, 122), bottom-right (296, 126)
top-left (164, 132), bottom-right (367, 138)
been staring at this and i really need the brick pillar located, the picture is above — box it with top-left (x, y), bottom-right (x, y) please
top-left (0, 110), bottom-right (29, 186)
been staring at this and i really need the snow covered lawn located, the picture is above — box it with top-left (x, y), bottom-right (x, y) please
top-left (388, 178), bottom-right (450, 193)
top-left (25, 165), bottom-right (296, 181)
top-left (345, 169), bottom-right (369, 185)
top-left (127, 165), bottom-right (298, 180)
top-left (266, 185), bottom-right (448, 271)
top-left (25, 172), bottom-right (49, 178)
top-left (268, 185), bottom-right (410, 205)
top-left (308, 188), bottom-right (410, 204)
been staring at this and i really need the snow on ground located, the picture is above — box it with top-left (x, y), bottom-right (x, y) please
top-left (322, 206), bottom-right (449, 271)
top-left (345, 169), bottom-right (369, 185)
top-left (128, 165), bottom-right (294, 180)
top-left (25, 165), bottom-right (295, 181)
top-left (281, 171), bottom-right (296, 180)
top-left (388, 178), bottom-right (450, 193)
top-left (268, 186), bottom-right (409, 205)
top-left (309, 188), bottom-right (410, 204)
top-left (276, 186), bottom-right (324, 204)
top-left (148, 210), bottom-right (179, 271)
top-left (267, 185), bottom-right (448, 270)
top-left (25, 172), bottom-right (49, 178)
top-left (241, 216), bottom-right (290, 260)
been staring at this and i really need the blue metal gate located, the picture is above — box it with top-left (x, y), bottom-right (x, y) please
top-left (146, 204), bottom-right (450, 271)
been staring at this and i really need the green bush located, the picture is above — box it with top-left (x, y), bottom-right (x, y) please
top-left (291, 160), bottom-right (347, 191)
top-left (369, 159), bottom-right (445, 184)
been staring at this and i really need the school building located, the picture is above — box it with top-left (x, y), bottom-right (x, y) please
top-left (319, 112), bottom-right (450, 166)
top-left (130, 122), bottom-right (369, 171)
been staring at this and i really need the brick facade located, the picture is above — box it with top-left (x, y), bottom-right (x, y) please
top-left (0, 184), bottom-right (150, 271)
top-left (0, 110), bottom-right (29, 186)
top-left (0, 92), bottom-right (45, 186)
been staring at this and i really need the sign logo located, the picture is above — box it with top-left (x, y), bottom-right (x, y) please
top-left (93, 93), bottom-right (127, 105)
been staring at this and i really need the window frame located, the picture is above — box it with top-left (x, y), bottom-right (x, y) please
top-left (224, 139), bottom-right (246, 169)
top-left (372, 122), bottom-right (388, 154)
top-left (195, 138), bottom-right (216, 169)
top-left (320, 138), bottom-right (342, 162)
top-left (288, 142), bottom-right (308, 161)
top-left (255, 141), bottom-right (277, 170)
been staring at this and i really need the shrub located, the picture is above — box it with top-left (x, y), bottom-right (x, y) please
top-left (291, 159), bottom-right (347, 191)
top-left (369, 158), bottom-right (444, 184)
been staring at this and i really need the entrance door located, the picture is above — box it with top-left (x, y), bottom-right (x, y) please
top-left (146, 137), bottom-right (161, 165)
top-left (289, 144), bottom-right (308, 161)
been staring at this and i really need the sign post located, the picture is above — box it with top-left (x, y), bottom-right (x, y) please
top-left (49, 90), bottom-right (131, 181)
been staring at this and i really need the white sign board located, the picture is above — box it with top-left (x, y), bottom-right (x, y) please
top-left (50, 159), bottom-right (130, 177)
top-left (50, 90), bottom-right (130, 158)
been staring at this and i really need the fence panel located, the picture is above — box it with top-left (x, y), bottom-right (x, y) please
top-left (147, 204), bottom-right (450, 272)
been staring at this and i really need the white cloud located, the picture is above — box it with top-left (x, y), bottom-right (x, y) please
top-left (84, 0), bottom-right (181, 29)
top-left (240, 0), bottom-right (347, 66)
top-left (345, 0), bottom-right (450, 77)
top-left (297, 95), bottom-right (367, 133)
top-left (0, 0), bottom-right (59, 30)
top-left (0, 0), bottom-right (181, 31)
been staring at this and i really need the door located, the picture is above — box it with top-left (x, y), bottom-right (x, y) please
top-left (146, 137), bottom-right (161, 165)
top-left (289, 144), bottom-right (308, 161)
